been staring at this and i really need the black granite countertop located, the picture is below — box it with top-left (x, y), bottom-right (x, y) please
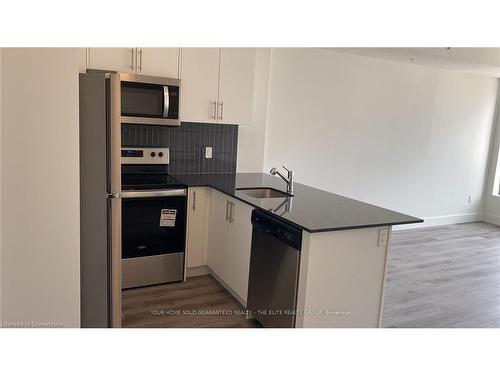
top-left (169, 173), bottom-right (423, 233)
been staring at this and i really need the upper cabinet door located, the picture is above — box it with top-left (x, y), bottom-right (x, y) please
top-left (78, 48), bottom-right (87, 73)
top-left (88, 48), bottom-right (136, 73)
top-left (180, 48), bottom-right (220, 124)
top-left (218, 48), bottom-right (256, 125)
top-left (136, 48), bottom-right (180, 78)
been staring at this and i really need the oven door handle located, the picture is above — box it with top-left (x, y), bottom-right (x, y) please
top-left (121, 189), bottom-right (187, 199)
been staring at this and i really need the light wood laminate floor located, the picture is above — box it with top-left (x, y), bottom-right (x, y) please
top-left (383, 222), bottom-right (500, 328)
top-left (122, 274), bottom-right (261, 328)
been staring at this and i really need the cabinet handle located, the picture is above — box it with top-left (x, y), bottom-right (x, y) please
top-left (192, 190), bottom-right (196, 211)
top-left (229, 202), bottom-right (235, 223)
top-left (130, 48), bottom-right (135, 71)
top-left (225, 200), bottom-right (231, 221)
top-left (218, 101), bottom-right (224, 121)
top-left (138, 48), bottom-right (143, 72)
top-left (211, 100), bottom-right (217, 120)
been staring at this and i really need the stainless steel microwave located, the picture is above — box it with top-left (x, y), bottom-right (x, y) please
top-left (120, 73), bottom-right (181, 126)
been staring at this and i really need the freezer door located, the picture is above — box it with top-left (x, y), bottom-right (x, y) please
top-left (108, 74), bottom-right (121, 199)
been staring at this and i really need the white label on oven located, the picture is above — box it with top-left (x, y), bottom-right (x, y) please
top-left (160, 209), bottom-right (177, 227)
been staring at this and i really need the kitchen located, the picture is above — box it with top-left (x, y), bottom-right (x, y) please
top-left (79, 48), bottom-right (422, 328)
top-left (3, 45), bottom-right (500, 332)
top-left (3, 8), bottom-right (500, 375)
top-left (4, 10), bottom-right (500, 375)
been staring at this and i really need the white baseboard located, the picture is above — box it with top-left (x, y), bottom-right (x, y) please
top-left (481, 212), bottom-right (500, 226)
top-left (393, 212), bottom-right (482, 231)
top-left (186, 265), bottom-right (247, 307)
top-left (207, 266), bottom-right (247, 308)
top-left (186, 265), bottom-right (210, 278)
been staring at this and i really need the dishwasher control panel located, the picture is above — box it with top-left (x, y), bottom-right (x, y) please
top-left (251, 209), bottom-right (302, 250)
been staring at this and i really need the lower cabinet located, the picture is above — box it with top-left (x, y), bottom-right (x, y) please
top-left (206, 188), bottom-right (253, 305)
top-left (206, 189), bottom-right (230, 281)
top-left (225, 198), bottom-right (253, 303)
top-left (186, 187), bottom-right (209, 269)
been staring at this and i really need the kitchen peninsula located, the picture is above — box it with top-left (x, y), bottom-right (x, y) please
top-left (171, 172), bottom-right (422, 328)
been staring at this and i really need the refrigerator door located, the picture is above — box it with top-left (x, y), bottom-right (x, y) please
top-left (80, 72), bottom-right (110, 328)
top-left (108, 73), bottom-right (122, 328)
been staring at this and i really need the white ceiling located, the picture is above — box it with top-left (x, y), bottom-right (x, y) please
top-left (330, 48), bottom-right (500, 77)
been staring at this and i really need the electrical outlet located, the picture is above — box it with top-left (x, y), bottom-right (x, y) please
top-left (378, 228), bottom-right (389, 247)
top-left (205, 147), bottom-right (213, 159)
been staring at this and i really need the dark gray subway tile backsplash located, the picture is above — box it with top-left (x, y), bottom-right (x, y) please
top-left (122, 122), bottom-right (238, 174)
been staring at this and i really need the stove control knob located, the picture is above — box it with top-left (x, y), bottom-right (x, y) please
top-left (158, 152), bottom-right (164, 157)
top-left (150, 152), bottom-right (156, 157)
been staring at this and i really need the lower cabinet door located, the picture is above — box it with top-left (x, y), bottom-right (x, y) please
top-left (226, 199), bottom-right (253, 305)
top-left (186, 187), bottom-right (208, 268)
top-left (206, 189), bottom-right (230, 283)
top-left (206, 189), bottom-right (254, 306)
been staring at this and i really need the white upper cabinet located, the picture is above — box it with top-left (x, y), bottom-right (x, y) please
top-left (218, 48), bottom-right (256, 125)
top-left (78, 48), bottom-right (87, 73)
top-left (180, 48), bottom-right (221, 124)
top-left (88, 48), bottom-right (136, 73)
top-left (136, 48), bottom-right (180, 78)
top-left (86, 48), bottom-right (180, 78)
top-left (85, 47), bottom-right (257, 125)
top-left (180, 48), bottom-right (256, 125)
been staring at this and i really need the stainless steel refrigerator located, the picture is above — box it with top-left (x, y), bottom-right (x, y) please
top-left (79, 72), bottom-right (122, 328)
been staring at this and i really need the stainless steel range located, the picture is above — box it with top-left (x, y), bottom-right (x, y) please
top-left (121, 147), bottom-right (187, 289)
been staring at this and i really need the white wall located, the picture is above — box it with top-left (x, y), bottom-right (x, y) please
top-left (1, 48), bottom-right (80, 327)
top-left (237, 48), bottom-right (271, 172)
top-left (263, 49), bottom-right (498, 225)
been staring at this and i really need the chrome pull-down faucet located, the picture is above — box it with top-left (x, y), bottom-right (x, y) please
top-left (270, 165), bottom-right (294, 195)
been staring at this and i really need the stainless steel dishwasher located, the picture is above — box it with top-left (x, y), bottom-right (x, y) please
top-left (247, 209), bottom-right (303, 328)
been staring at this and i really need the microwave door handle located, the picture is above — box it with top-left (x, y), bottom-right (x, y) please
top-left (163, 86), bottom-right (170, 118)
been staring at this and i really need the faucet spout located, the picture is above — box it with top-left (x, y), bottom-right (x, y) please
top-left (270, 166), bottom-right (294, 195)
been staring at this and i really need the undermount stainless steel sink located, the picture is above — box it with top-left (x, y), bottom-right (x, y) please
top-left (236, 188), bottom-right (292, 199)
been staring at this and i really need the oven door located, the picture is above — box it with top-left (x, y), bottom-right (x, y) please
top-left (120, 78), bottom-right (180, 126)
top-left (121, 190), bottom-right (187, 259)
top-left (121, 189), bottom-right (187, 288)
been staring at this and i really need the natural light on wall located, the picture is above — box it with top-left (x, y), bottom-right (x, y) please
top-left (492, 144), bottom-right (500, 196)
